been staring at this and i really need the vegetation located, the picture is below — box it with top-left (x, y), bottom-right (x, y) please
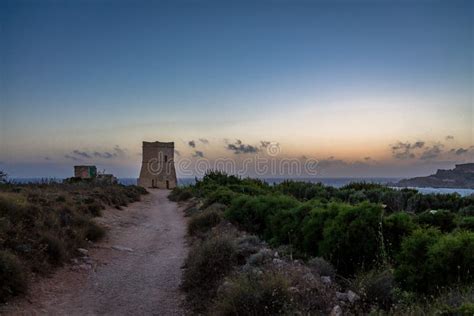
top-left (0, 180), bottom-right (147, 302)
top-left (182, 235), bottom-right (238, 312)
top-left (212, 270), bottom-right (293, 315)
top-left (174, 171), bottom-right (474, 314)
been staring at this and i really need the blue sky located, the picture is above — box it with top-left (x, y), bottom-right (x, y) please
top-left (0, 0), bottom-right (472, 178)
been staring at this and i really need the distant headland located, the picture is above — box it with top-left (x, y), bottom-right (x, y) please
top-left (397, 163), bottom-right (474, 189)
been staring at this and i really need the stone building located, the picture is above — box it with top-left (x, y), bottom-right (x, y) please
top-left (74, 165), bottom-right (97, 179)
top-left (138, 141), bottom-right (177, 189)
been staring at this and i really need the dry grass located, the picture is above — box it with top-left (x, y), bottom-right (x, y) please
top-left (0, 182), bottom-right (147, 302)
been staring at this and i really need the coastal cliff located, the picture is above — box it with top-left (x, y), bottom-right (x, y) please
top-left (397, 163), bottom-right (474, 189)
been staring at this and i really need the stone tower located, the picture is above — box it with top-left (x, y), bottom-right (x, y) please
top-left (138, 141), bottom-right (177, 189)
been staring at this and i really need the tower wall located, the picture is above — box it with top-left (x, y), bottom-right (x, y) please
top-left (138, 141), bottom-right (177, 189)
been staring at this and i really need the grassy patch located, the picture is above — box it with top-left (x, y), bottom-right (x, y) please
top-left (0, 182), bottom-right (147, 301)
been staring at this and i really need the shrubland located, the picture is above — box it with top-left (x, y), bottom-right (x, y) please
top-left (0, 180), bottom-right (147, 302)
top-left (173, 170), bottom-right (474, 314)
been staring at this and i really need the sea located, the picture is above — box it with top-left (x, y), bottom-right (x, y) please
top-left (9, 177), bottom-right (474, 197)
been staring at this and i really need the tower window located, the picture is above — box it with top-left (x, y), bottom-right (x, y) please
top-left (164, 155), bottom-right (168, 162)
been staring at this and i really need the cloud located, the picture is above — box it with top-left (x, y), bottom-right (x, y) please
top-left (65, 154), bottom-right (80, 161)
top-left (93, 151), bottom-right (114, 159)
top-left (446, 135), bottom-right (454, 141)
top-left (227, 139), bottom-right (259, 154)
top-left (455, 148), bottom-right (468, 155)
top-left (317, 157), bottom-right (348, 169)
top-left (68, 146), bottom-right (127, 160)
top-left (113, 145), bottom-right (126, 156)
top-left (260, 141), bottom-right (271, 148)
top-left (72, 150), bottom-right (91, 158)
top-left (198, 138), bottom-right (209, 144)
top-left (391, 141), bottom-right (425, 159)
top-left (193, 150), bottom-right (204, 158)
top-left (93, 146), bottom-right (126, 159)
top-left (44, 157), bottom-right (51, 161)
top-left (188, 140), bottom-right (196, 148)
top-left (420, 144), bottom-right (443, 160)
top-left (364, 156), bottom-right (371, 161)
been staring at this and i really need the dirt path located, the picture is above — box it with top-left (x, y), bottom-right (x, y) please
top-left (2, 190), bottom-right (188, 315)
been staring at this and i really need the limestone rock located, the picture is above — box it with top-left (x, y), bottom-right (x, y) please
top-left (330, 305), bottom-right (342, 316)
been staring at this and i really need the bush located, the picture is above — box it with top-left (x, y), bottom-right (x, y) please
top-left (383, 212), bottom-right (417, 260)
top-left (301, 203), bottom-right (338, 256)
top-left (459, 216), bottom-right (474, 231)
top-left (394, 227), bottom-right (442, 292)
top-left (182, 236), bottom-right (238, 312)
top-left (307, 257), bottom-right (336, 279)
top-left (187, 209), bottom-right (222, 236)
top-left (426, 230), bottom-right (474, 288)
top-left (212, 271), bottom-right (293, 315)
top-left (267, 203), bottom-right (309, 248)
top-left (459, 205), bottom-right (474, 216)
top-left (0, 251), bottom-right (27, 302)
top-left (203, 187), bottom-right (239, 208)
top-left (225, 194), bottom-right (299, 237)
top-left (85, 221), bottom-right (106, 241)
top-left (417, 210), bottom-right (457, 232)
top-left (353, 269), bottom-right (396, 310)
top-left (40, 233), bottom-right (66, 266)
top-left (318, 202), bottom-right (384, 275)
top-left (87, 202), bottom-right (103, 216)
top-left (168, 187), bottom-right (193, 202)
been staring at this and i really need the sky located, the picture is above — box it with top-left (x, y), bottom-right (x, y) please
top-left (0, 0), bottom-right (473, 178)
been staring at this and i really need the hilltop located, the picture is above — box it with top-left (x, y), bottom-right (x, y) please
top-left (397, 163), bottom-right (474, 189)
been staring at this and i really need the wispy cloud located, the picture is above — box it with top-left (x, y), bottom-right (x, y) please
top-left (73, 150), bottom-right (91, 158)
top-left (420, 144), bottom-right (443, 160)
top-left (67, 145), bottom-right (126, 161)
top-left (188, 140), bottom-right (196, 148)
top-left (445, 135), bottom-right (454, 141)
top-left (65, 154), bottom-right (81, 161)
top-left (227, 139), bottom-right (259, 154)
top-left (391, 141), bottom-right (425, 159)
top-left (199, 138), bottom-right (209, 144)
top-left (452, 148), bottom-right (469, 155)
top-left (193, 150), bottom-right (204, 158)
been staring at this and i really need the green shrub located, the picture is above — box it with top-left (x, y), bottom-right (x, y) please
top-left (417, 210), bottom-right (457, 232)
top-left (319, 202), bottom-right (384, 275)
top-left (267, 203), bottom-right (310, 248)
top-left (87, 202), bottom-right (103, 216)
top-left (307, 257), bottom-right (336, 279)
top-left (40, 233), bottom-right (66, 266)
top-left (383, 212), bottom-right (417, 260)
top-left (212, 271), bottom-right (293, 315)
top-left (85, 221), bottom-right (106, 241)
top-left (168, 187), bottom-right (193, 202)
top-left (225, 194), bottom-right (299, 237)
top-left (203, 187), bottom-right (239, 208)
top-left (182, 236), bottom-right (237, 312)
top-left (426, 230), bottom-right (474, 288)
top-left (301, 203), bottom-right (338, 256)
top-left (394, 227), bottom-right (442, 292)
top-left (353, 269), bottom-right (396, 310)
top-left (188, 209), bottom-right (222, 236)
top-left (458, 216), bottom-right (474, 231)
top-left (0, 251), bottom-right (27, 302)
top-left (459, 205), bottom-right (474, 216)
